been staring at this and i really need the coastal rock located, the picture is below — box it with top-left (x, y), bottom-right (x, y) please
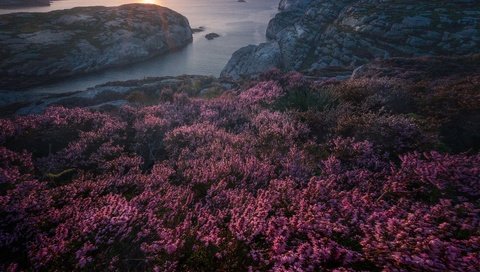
top-left (205, 33), bottom-right (220, 40)
top-left (222, 0), bottom-right (480, 78)
top-left (221, 42), bottom-right (282, 79)
top-left (0, 75), bottom-right (237, 116)
top-left (278, 0), bottom-right (312, 11)
top-left (192, 26), bottom-right (205, 33)
top-left (0, 4), bottom-right (193, 89)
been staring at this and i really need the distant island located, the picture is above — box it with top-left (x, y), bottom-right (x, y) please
top-left (0, 0), bottom-right (51, 7)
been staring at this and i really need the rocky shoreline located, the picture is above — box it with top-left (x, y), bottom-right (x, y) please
top-left (221, 0), bottom-right (480, 79)
top-left (0, 75), bottom-right (237, 116)
top-left (0, 4), bottom-right (193, 90)
top-left (1, 0), bottom-right (480, 107)
top-left (3, 54), bottom-right (478, 117)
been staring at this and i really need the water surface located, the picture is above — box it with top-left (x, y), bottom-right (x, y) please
top-left (0, 0), bottom-right (278, 93)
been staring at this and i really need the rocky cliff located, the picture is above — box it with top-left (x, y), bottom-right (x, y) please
top-left (222, 0), bottom-right (480, 78)
top-left (0, 4), bottom-right (193, 89)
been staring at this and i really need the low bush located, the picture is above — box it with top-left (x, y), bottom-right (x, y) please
top-left (1, 71), bottom-right (478, 271)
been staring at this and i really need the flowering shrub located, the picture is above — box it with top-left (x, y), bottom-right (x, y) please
top-left (334, 112), bottom-right (428, 156)
top-left (1, 72), bottom-right (479, 271)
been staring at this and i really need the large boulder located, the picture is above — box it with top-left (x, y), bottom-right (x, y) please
top-left (222, 0), bottom-right (480, 78)
top-left (0, 4), bottom-right (193, 89)
top-left (220, 42), bottom-right (282, 79)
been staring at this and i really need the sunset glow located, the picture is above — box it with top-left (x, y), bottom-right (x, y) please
top-left (140, 0), bottom-right (160, 4)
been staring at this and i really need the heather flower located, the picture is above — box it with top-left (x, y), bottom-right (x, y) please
top-left (239, 81), bottom-right (284, 105)
top-left (0, 72), bottom-right (478, 271)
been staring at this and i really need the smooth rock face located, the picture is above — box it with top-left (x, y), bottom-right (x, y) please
top-left (220, 42), bottom-right (282, 79)
top-left (0, 4), bottom-right (193, 89)
top-left (222, 0), bottom-right (480, 78)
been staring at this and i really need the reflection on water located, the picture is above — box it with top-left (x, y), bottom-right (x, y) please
top-left (0, 0), bottom-right (278, 93)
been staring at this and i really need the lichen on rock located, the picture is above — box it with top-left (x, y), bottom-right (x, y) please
top-left (222, 0), bottom-right (480, 78)
top-left (0, 4), bottom-right (193, 89)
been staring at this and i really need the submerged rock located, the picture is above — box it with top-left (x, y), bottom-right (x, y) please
top-left (205, 33), bottom-right (220, 40)
top-left (222, 0), bottom-right (480, 78)
top-left (0, 4), bottom-right (193, 89)
top-left (192, 26), bottom-right (206, 33)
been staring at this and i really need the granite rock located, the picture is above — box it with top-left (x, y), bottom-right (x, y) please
top-left (222, 0), bottom-right (480, 78)
top-left (0, 4), bottom-right (193, 89)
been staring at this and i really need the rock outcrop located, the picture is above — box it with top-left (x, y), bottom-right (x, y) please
top-left (222, 0), bottom-right (480, 79)
top-left (221, 43), bottom-right (282, 79)
top-left (0, 4), bottom-right (193, 89)
top-left (205, 33), bottom-right (220, 40)
top-left (0, 75), bottom-right (237, 116)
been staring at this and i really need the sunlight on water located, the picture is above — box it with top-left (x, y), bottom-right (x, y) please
top-left (140, 0), bottom-right (161, 4)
